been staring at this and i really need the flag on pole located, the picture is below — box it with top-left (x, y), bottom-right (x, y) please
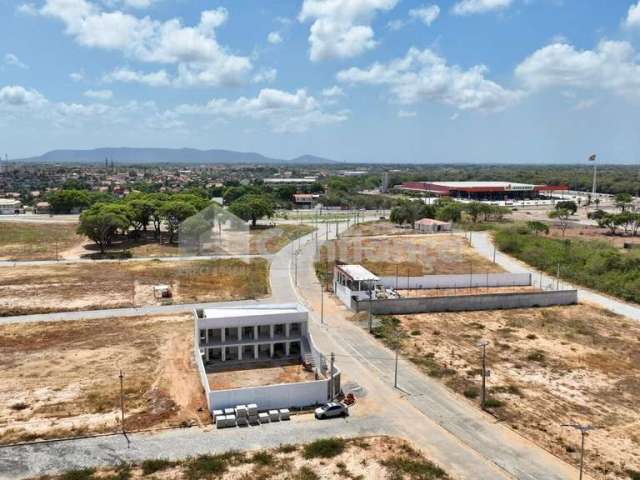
top-left (588, 154), bottom-right (597, 162)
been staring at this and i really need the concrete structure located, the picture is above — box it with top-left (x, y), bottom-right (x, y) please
top-left (379, 272), bottom-right (532, 291)
top-left (193, 304), bottom-right (340, 412)
top-left (399, 181), bottom-right (567, 202)
top-left (292, 193), bottom-right (320, 208)
top-left (414, 218), bottom-right (452, 233)
top-left (354, 290), bottom-right (578, 315)
top-left (0, 198), bottom-right (21, 215)
top-left (34, 202), bottom-right (50, 214)
top-left (333, 264), bottom-right (382, 306)
top-left (263, 177), bottom-right (318, 186)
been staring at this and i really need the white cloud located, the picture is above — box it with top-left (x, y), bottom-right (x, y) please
top-left (451, 0), bottom-right (512, 16)
top-left (298, 0), bottom-right (399, 61)
top-left (573, 99), bottom-right (596, 111)
top-left (515, 40), bottom-right (640, 98)
top-left (176, 88), bottom-right (348, 133)
top-left (322, 85), bottom-right (345, 97)
top-left (0, 85), bottom-right (46, 108)
top-left (409, 4), bottom-right (440, 26)
top-left (397, 109), bottom-right (416, 118)
top-left (16, 3), bottom-right (39, 15)
top-left (84, 89), bottom-right (113, 100)
top-left (386, 18), bottom-right (406, 30)
top-left (252, 68), bottom-right (278, 84)
top-left (104, 67), bottom-right (171, 86)
top-left (625, 1), bottom-right (640, 28)
top-left (34, 1), bottom-right (253, 87)
top-left (267, 31), bottom-right (283, 44)
top-left (337, 47), bottom-right (522, 111)
top-left (70, 71), bottom-right (85, 81)
top-left (4, 53), bottom-right (28, 69)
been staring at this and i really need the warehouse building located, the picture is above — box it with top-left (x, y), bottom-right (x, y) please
top-left (0, 199), bottom-right (22, 215)
top-left (398, 181), bottom-right (567, 202)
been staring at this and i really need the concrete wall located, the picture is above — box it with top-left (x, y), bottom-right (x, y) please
top-left (379, 272), bottom-right (532, 290)
top-left (355, 290), bottom-right (578, 315)
top-left (209, 371), bottom-right (341, 411)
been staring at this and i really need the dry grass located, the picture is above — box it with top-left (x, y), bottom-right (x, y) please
top-left (342, 221), bottom-right (416, 237)
top-left (0, 258), bottom-right (270, 316)
top-left (31, 436), bottom-right (453, 480)
top-left (250, 224), bottom-right (316, 254)
top-left (0, 222), bottom-right (83, 261)
top-left (318, 232), bottom-right (502, 281)
top-left (0, 313), bottom-right (209, 444)
top-left (389, 304), bottom-right (640, 479)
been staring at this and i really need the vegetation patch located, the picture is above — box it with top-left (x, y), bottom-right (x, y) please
top-left (303, 438), bottom-right (347, 459)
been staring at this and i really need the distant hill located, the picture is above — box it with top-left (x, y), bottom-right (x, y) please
top-left (16, 148), bottom-right (340, 165)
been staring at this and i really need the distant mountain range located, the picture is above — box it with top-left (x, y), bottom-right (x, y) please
top-left (16, 148), bottom-right (340, 165)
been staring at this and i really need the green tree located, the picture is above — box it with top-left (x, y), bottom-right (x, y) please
top-left (228, 194), bottom-right (275, 227)
top-left (436, 203), bottom-right (463, 223)
top-left (180, 215), bottom-right (212, 253)
top-left (555, 201), bottom-right (578, 215)
top-left (614, 192), bottom-right (633, 212)
top-left (127, 199), bottom-right (155, 233)
top-left (159, 201), bottom-right (197, 243)
top-left (46, 189), bottom-right (91, 214)
top-left (526, 221), bottom-right (549, 236)
top-left (77, 208), bottom-right (130, 254)
top-left (548, 208), bottom-right (571, 237)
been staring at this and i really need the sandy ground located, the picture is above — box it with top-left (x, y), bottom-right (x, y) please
top-left (32, 436), bottom-right (453, 480)
top-left (207, 361), bottom-right (318, 390)
top-left (0, 222), bottom-right (84, 261)
top-left (0, 313), bottom-right (209, 444)
top-left (0, 258), bottom-right (269, 316)
top-left (548, 224), bottom-right (640, 249)
top-left (389, 304), bottom-right (640, 479)
top-left (320, 232), bottom-right (503, 277)
top-left (397, 286), bottom-right (541, 298)
top-left (342, 220), bottom-right (417, 237)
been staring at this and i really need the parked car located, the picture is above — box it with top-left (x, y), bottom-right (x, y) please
top-left (314, 402), bottom-right (348, 419)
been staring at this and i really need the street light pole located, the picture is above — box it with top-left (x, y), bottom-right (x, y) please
top-left (562, 424), bottom-right (596, 480)
top-left (589, 154), bottom-right (597, 206)
top-left (477, 340), bottom-right (489, 410)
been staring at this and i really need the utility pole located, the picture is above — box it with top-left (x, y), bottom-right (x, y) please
top-left (556, 263), bottom-right (561, 290)
top-left (562, 424), bottom-right (596, 480)
top-left (477, 340), bottom-right (489, 410)
top-left (119, 369), bottom-right (130, 446)
top-left (335, 220), bottom-right (339, 238)
top-left (368, 287), bottom-right (373, 333)
top-left (492, 244), bottom-right (496, 263)
top-left (329, 352), bottom-right (335, 400)
top-left (589, 154), bottom-right (597, 208)
top-left (294, 249), bottom-right (298, 286)
top-left (395, 265), bottom-right (399, 290)
top-left (325, 221), bottom-right (328, 241)
top-left (394, 331), bottom-right (400, 389)
top-left (320, 280), bottom-right (324, 325)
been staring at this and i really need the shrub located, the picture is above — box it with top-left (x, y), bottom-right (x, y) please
top-left (527, 350), bottom-right (545, 362)
top-left (276, 444), bottom-right (297, 453)
top-left (303, 438), bottom-right (346, 459)
top-left (185, 455), bottom-right (228, 479)
top-left (463, 386), bottom-right (479, 399)
top-left (252, 451), bottom-right (274, 466)
top-left (61, 469), bottom-right (95, 480)
top-left (297, 466), bottom-right (320, 480)
top-left (626, 469), bottom-right (640, 480)
top-left (141, 459), bottom-right (175, 475)
top-left (484, 398), bottom-right (505, 408)
top-left (526, 333), bottom-right (537, 340)
top-left (382, 457), bottom-right (450, 479)
top-left (411, 329), bottom-right (422, 336)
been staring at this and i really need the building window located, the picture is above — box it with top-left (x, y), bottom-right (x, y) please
top-left (225, 327), bottom-right (239, 342)
top-left (225, 346), bottom-right (239, 361)
top-left (289, 323), bottom-right (301, 336)
top-left (274, 323), bottom-right (285, 338)
top-left (243, 345), bottom-right (255, 360)
top-left (242, 326), bottom-right (254, 340)
top-left (199, 329), bottom-right (206, 344)
top-left (289, 341), bottom-right (301, 356)
top-left (258, 344), bottom-right (271, 359)
top-left (273, 343), bottom-right (286, 359)
top-left (258, 325), bottom-right (270, 339)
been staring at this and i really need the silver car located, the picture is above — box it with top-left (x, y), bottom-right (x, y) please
top-left (314, 402), bottom-right (349, 419)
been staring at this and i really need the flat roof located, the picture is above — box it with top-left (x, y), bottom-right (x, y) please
top-left (400, 181), bottom-right (568, 193)
top-left (0, 199), bottom-right (21, 205)
top-left (416, 218), bottom-right (451, 225)
top-left (430, 181), bottom-right (534, 188)
top-left (336, 264), bottom-right (379, 282)
top-left (201, 304), bottom-right (306, 319)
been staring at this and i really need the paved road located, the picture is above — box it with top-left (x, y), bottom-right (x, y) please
top-left (0, 224), bottom-right (584, 479)
top-left (470, 231), bottom-right (640, 321)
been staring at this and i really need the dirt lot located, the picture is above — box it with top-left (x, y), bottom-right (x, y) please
top-left (549, 224), bottom-right (640, 250)
top-left (0, 258), bottom-right (269, 316)
top-left (342, 220), bottom-right (416, 237)
top-left (397, 286), bottom-right (540, 298)
top-left (0, 222), bottom-right (83, 261)
top-left (32, 436), bottom-right (453, 480)
top-left (319, 231), bottom-right (503, 279)
top-left (207, 361), bottom-right (318, 390)
top-left (0, 313), bottom-right (209, 444)
top-left (386, 304), bottom-right (640, 479)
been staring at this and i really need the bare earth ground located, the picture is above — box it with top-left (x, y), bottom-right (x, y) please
top-left (61, 224), bottom-right (315, 259)
top-left (30, 436), bottom-right (453, 480)
top-left (548, 224), bottom-right (640, 250)
top-left (397, 286), bottom-right (541, 298)
top-left (0, 258), bottom-right (269, 316)
top-left (0, 313), bottom-right (209, 444)
top-left (319, 232), bottom-right (503, 277)
top-left (388, 304), bottom-right (640, 479)
top-left (207, 362), bottom-right (318, 390)
top-left (0, 222), bottom-right (83, 261)
top-left (342, 220), bottom-right (416, 237)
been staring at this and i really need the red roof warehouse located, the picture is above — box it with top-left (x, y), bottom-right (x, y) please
top-left (398, 181), bottom-right (568, 201)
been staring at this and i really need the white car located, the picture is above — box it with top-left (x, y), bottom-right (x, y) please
top-left (314, 402), bottom-right (349, 419)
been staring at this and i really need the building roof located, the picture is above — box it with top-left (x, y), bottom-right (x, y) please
top-left (201, 304), bottom-right (307, 320)
top-left (293, 194), bottom-right (315, 202)
top-left (415, 218), bottom-right (451, 225)
top-left (336, 264), bottom-right (379, 282)
top-left (0, 199), bottom-right (21, 206)
top-left (263, 177), bottom-right (317, 184)
top-left (400, 181), bottom-right (567, 194)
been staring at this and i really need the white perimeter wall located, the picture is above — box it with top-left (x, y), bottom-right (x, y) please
top-left (379, 272), bottom-right (531, 290)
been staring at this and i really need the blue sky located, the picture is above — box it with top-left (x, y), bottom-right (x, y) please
top-left (1, 0), bottom-right (640, 163)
